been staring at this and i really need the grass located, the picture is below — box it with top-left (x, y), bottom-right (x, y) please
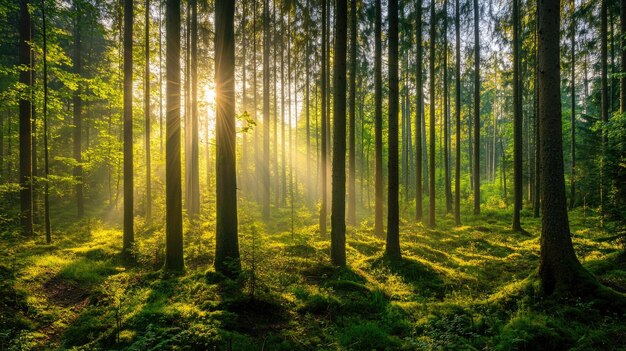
top-left (0, 202), bottom-right (625, 350)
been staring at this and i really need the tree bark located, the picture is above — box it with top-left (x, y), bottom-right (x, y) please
top-left (472, 0), bottom-right (480, 215)
top-left (320, 0), bottom-right (328, 236)
top-left (347, 0), bottom-right (357, 226)
top-left (123, 0), bottom-right (134, 252)
top-left (42, 0), bottom-right (52, 242)
top-left (569, 0), bottom-right (576, 210)
top-left (73, 0), bottom-right (84, 218)
top-left (19, 0), bottom-right (33, 236)
top-left (512, 0), bottom-right (523, 231)
top-left (215, 0), bottom-right (240, 276)
top-left (415, 0), bottom-right (423, 222)
top-left (261, 0), bottom-right (270, 219)
top-left (428, 0), bottom-right (436, 227)
top-left (145, 0), bottom-right (152, 221)
top-left (189, 0), bottom-right (200, 217)
top-left (454, 0), bottom-right (461, 225)
top-left (165, 0), bottom-right (184, 271)
top-left (374, 0), bottom-right (383, 237)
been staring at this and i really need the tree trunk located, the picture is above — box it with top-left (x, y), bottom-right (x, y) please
top-left (42, 0), bottom-right (52, 242)
top-left (320, 0), bottom-right (328, 236)
top-left (261, 0), bottom-right (270, 219)
top-left (19, 0), bottom-right (33, 236)
top-left (145, 0), bottom-right (152, 221)
top-left (454, 0), bottom-right (461, 225)
top-left (415, 0), bottom-right (423, 222)
top-left (600, 0), bottom-right (607, 223)
top-left (165, 0), bottom-right (184, 271)
top-left (621, 0), bottom-right (626, 114)
top-left (428, 0), bottom-right (436, 227)
top-left (189, 0), bottom-right (200, 217)
top-left (443, 0), bottom-right (451, 214)
top-left (386, 0), bottom-right (400, 258)
top-left (374, 0), bottom-right (383, 237)
top-left (215, 0), bottom-right (240, 276)
top-left (512, 0), bottom-right (523, 231)
top-left (472, 0), bottom-right (480, 215)
top-left (123, 0), bottom-right (134, 252)
top-left (569, 0), bottom-right (576, 210)
top-left (73, 0), bottom-right (84, 218)
top-left (537, 0), bottom-right (594, 295)
top-left (347, 0), bottom-right (357, 226)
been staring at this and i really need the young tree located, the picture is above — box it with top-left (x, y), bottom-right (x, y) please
top-left (600, 0), bottom-right (607, 222)
top-left (443, 0), bottom-right (451, 214)
top-left (215, 0), bottom-right (240, 276)
top-left (472, 0), bottom-right (480, 215)
top-left (347, 0), bottom-right (357, 226)
top-left (41, 0), bottom-right (52, 242)
top-left (165, 0), bottom-right (184, 271)
top-left (386, 0), bottom-right (400, 258)
top-left (415, 0), bottom-right (423, 222)
top-left (374, 0), bottom-right (383, 236)
top-left (569, 0), bottom-right (576, 209)
top-left (19, 0), bottom-right (33, 236)
top-left (73, 0), bottom-right (84, 218)
top-left (512, 0), bottom-right (523, 232)
top-left (428, 0), bottom-right (436, 227)
top-left (123, 0), bottom-right (134, 253)
top-left (331, 0), bottom-right (348, 266)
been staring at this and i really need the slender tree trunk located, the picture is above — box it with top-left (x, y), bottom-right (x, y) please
top-left (123, 0), bottom-right (134, 252)
top-left (273, 3), bottom-right (279, 207)
top-left (347, 0), bottom-right (357, 226)
top-left (189, 0), bottom-right (200, 217)
top-left (415, 0), bottom-right (423, 222)
top-left (262, 0), bottom-right (270, 219)
top-left (281, 9), bottom-right (287, 205)
top-left (165, 0), bottom-right (184, 271)
top-left (374, 0), bottom-right (384, 236)
top-left (443, 0), bottom-right (451, 214)
top-left (537, 0), bottom-right (594, 294)
top-left (241, 0), bottom-right (248, 193)
top-left (533, 21), bottom-right (540, 218)
top-left (472, 0), bottom-right (480, 215)
top-left (73, 1), bottom-right (84, 218)
top-left (19, 0), bottom-right (33, 236)
top-left (569, 0), bottom-right (576, 210)
top-left (159, 0), bottom-right (164, 157)
top-left (215, 0), bottom-right (240, 276)
top-left (386, 0), bottom-right (400, 258)
top-left (600, 0), bottom-right (607, 224)
top-left (454, 0), bottom-right (461, 225)
top-left (145, 0), bottom-right (152, 221)
top-left (512, 0), bottom-right (523, 231)
top-left (428, 0), bottom-right (436, 227)
top-left (320, 0), bottom-right (328, 236)
top-left (42, 0), bottom-right (51, 242)
top-left (621, 0), bottom-right (626, 114)
top-left (305, 0), bottom-right (311, 203)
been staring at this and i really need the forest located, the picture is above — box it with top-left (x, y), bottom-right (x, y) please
top-left (1, 0), bottom-right (626, 349)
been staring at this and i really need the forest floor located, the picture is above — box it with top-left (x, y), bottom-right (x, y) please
top-left (1, 203), bottom-right (626, 350)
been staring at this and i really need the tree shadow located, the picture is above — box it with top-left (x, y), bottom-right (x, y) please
top-left (370, 256), bottom-right (446, 299)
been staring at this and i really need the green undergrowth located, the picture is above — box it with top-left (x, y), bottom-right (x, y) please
top-left (1, 204), bottom-right (625, 350)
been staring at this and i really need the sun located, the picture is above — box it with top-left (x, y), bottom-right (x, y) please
top-left (204, 84), bottom-right (216, 105)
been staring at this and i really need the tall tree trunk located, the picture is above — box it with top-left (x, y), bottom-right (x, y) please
top-left (600, 0), bottom-right (608, 224)
top-left (305, 0), bottom-right (311, 203)
top-left (189, 0), bottom-right (200, 217)
top-left (320, 0), bottom-right (328, 236)
top-left (386, 0), bottom-right (400, 258)
top-left (472, 0), bottom-right (480, 215)
top-left (123, 0), bottom-right (134, 252)
top-left (454, 0), bottom-right (461, 225)
top-left (512, 0), bottom-right (523, 231)
top-left (42, 0), bottom-right (52, 242)
top-left (215, 0), bottom-right (240, 276)
top-left (443, 0), bottom-right (451, 214)
top-left (533, 21), bottom-right (540, 218)
top-left (347, 0), bottom-right (357, 226)
top-left (19, 0), bottom-right (33, 236)
top-left (262, 0), bottom-right (270, 219)
top-left (165, 0), bottom-right (184, 271)
top-left (569, 0), bottom-right (576, 209)
top-left (73, 1), bottom-right (84, 218)
top-left (281, 9), bottom-right (287, 205)
top-left (428, 0), bottom-right (436, 227)
top-left (374, 0), bottom-right (384, 236)
top-left (537, 0), bottom-right (594, 295)
top-left (331, 0), bottom-right (348, 265)
top-left (415, 0), bottom-right (423, 222)
top-left (241, 0), bottom-right (248, 193)
top-left (273, 2), bottom-right (279, 207)
top-left (621, 0), bottom-right (626, 114)
top-left (145, 0), bottom-right (152, 221)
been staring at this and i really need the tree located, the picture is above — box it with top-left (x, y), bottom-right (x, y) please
top-left (386, 0), bottom-right (400, 258)
top-left (536, 0), bottom-right (590, 295)
top-left (19, 0), bottom-right (33, 237)
top-left (454, 0), bottom-right (460, 225)
top-left (443, 0), bottom-right (451, 214)
top-left (215, 0), bottom-right (240, 276)
top-left (262, 0), bottom-right (270, 219)
top-left (415, 0), bottom-right (423, 222)
top-left (165, 0), bottom-right (184, 271)
top-left (347, 0), bottom-right (357, 226)
top-left (320, 0), bottom-right (328, 236)
top-left (600, 0), bottom-right (607, 223)
top-left (472, 0), bottom-right (480, 215)
top-left (123, 0), bottom-right (134, 253)
top-left (374, 0), bottom-right (383, 236)
top-left (145, 0), bottom-right (152, 221)
top-left (41, 0), bottom-right (51, 242)
top-left (512, 0), bottom-right (522, 232)
top-left (428, 0), bottom-right (436, 227)
top-left (73, 0), bottom-right (84, 218)
top-left (331, 0), bottom-right (348, 266)
top-left (189, 0), bottom-right (200, 217)
top-left (569, 0), bottom-right (576, 209)
top-left (622, 0), bottom-right (626, 114)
